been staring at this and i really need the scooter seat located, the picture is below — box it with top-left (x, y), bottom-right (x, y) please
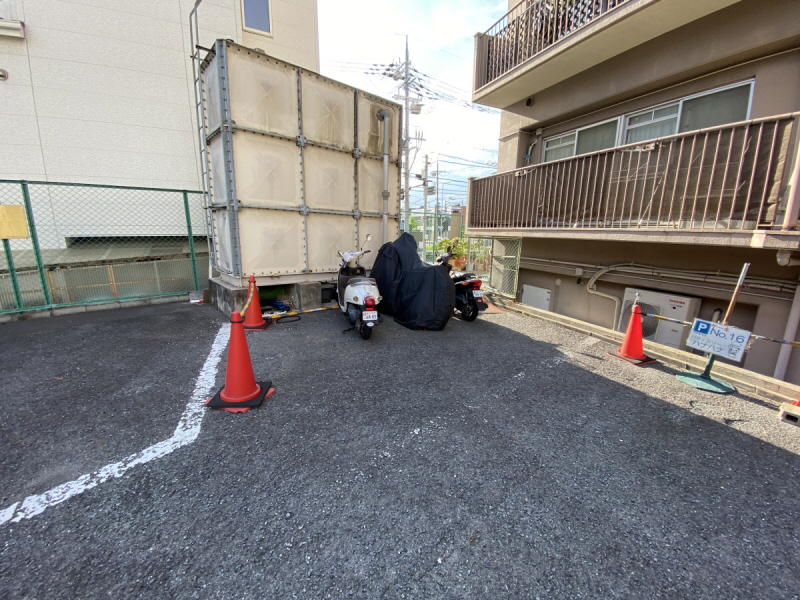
top-left (347, 277), bottom-right (374, 285)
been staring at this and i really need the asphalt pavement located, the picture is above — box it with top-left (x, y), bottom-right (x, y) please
top-left (1, 302), bottom-right (799, 599)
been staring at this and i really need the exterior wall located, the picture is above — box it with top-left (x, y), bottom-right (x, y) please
top-left (0, 0), bottom-right (319, 189)
top-left (516, 238), bottom-right (800, 384)
top-left (241, 0), bottom-right (319, 71)
top-left (496, 0), bottom-right (800, 170)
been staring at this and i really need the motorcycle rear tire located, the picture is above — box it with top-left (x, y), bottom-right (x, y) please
top-left (461, 298), bottom-right (479, 322)
top-left (359, 323), bottom-right (372, 340)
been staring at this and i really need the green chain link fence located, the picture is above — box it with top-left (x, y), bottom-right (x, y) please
top-left (403, 210), bottom-right (465, 263)
top-left (0, 180), bottom-right (208, 315)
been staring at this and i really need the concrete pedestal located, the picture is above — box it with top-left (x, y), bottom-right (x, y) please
top-left (208, 277), bottom-right (249, 316)
top-left (209, 278), bottom-right (323, 315)
top-left (293, 281), bottom-right (322, 311)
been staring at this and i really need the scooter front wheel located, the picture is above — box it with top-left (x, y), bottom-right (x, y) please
top-left (359, 323), bottom-right (372, 340)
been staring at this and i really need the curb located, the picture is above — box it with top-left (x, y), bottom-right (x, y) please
top-left (0, 294), bottom-right (190, 324)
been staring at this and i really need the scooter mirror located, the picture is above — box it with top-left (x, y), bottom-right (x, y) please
top-left (365, 234), bottom-right (373, 243)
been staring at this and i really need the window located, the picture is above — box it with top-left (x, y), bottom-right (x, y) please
top-left (575, 120), bottom-right (618, 155)
top-left (624, 81), bottom-right (752, 144)
top-left (543, 132), bottom-right (576, 162)
top-left (541, 81), bottom-right (753, 163)
top-left (625, 104), bottom-right (679, 144)
top-left (678, 84), bottom-right (751, 133)
top-left (242, 0), bottom-right (271, 35)
top-left (543, 119), bottom-right (619, 162)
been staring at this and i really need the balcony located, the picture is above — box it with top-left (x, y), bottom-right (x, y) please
top-left (466, 114), bottom-right (800, 248)
top-left (472, 0), bottom-right (742, 109)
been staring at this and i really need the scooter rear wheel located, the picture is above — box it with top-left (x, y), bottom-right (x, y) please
top-left (461, 298), bottom-right (479, 322)
top-left (359, 323), bottom-right (372, 340)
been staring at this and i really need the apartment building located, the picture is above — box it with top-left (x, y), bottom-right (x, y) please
top-left (467, 0), bottom-right (800, 384)
top-left (0, 0), bottom-right (319, 188)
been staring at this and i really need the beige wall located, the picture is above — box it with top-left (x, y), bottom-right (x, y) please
top-left (517, 238), bottom-right (800, 383)
top-left (0, 0), bottom-right (319, 189)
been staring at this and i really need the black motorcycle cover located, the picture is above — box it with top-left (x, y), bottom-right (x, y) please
top-left (371, 233), bottom-right (455, 331)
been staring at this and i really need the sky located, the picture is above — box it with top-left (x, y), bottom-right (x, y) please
top-left (317, 0), bottom-right (507, 211)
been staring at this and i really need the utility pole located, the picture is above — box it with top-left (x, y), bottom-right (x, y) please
top-left (422, 154), bottom-right (428, 259)
top-left (435, 156), bottom-right (440, 249)
top-left (403, 35), bottom-right (410, 235)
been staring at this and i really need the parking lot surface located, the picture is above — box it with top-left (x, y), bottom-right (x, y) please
top-left (1, 302), bottom-right (799, 599)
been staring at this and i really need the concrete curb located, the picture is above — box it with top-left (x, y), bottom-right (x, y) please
top-left (0, 294), bottom-right (190, 324)
top-left (490, 294), bottom-right (800, 407)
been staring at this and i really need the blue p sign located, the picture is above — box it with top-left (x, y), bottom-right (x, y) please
top-left (693, 320), bottom-right (711, 334)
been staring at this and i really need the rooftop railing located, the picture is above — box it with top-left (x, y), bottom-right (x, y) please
top-left (475, 0), bottom-right (632, 91)
top-left (467, 114), bottom-right (800, 234)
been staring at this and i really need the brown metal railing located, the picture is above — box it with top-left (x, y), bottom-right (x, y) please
top-left (475, 0), bottom-right (632, 90)
top-left (468, 115), bottom-right (799, 232)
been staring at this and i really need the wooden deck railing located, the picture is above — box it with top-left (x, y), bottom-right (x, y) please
top-left (475, 0), bottom-right (632, 90)
top-left (468, 115), bottom-right (799, 232)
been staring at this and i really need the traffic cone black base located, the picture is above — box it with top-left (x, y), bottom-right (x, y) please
top-left (779, 402), bottom-right (800, 427)
top-left (206, 381), bottom-right (275, 414)
top-left (608, 351), bottom-right (657, 366)
top-left (243, 319), bottom-right (271, 331)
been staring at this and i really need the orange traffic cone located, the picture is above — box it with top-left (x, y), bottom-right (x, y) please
top-left (609, 304), bottom-right (656, 366)
top-left (243, 275), bottom-right (269, 331)
top-left (206, 311), bottom-right (276, 413)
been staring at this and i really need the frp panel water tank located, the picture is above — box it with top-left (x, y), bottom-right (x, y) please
top-left (199, 41), bottom-right (401, 286)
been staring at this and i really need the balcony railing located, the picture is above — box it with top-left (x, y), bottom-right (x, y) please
top-left (475, 0), bottom-right (632, 90)
top-left (468, 114), bottom-right (799, 233)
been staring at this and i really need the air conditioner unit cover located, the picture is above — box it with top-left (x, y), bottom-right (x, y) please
top-left (619, 300), bottom-right (661, 340)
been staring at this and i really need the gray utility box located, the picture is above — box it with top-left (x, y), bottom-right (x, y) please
top-left (198, 41), bottom-right (402, 289)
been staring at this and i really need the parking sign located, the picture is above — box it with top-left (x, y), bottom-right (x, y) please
top-left (685, 319), bottom-right (751, 362)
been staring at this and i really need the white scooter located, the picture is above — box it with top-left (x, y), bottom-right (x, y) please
top-left (337, 234), bottom-right (382, 340)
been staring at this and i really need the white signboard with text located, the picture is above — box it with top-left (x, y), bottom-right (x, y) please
top-left (685, 319), bottom-right (751, 362)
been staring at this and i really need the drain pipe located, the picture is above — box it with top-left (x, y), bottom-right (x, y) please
top-left (377, 109), bottom-right (390, 244)
top-left (774, 281), bottom-right (800, 380)
top-left (586, 265), bottom-right (623, 329)
top-left (774, 247), bottom-right (800, 380)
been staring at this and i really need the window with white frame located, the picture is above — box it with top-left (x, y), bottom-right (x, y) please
top-left (543, 119), bottom-right (619, 162)
top-left (242, 0), bottom-right (271, 35)
top-left (542, 80), bottom-right (753, 163)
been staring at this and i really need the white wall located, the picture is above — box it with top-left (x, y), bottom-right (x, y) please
top-left (0, 0), bottom-right (319, 190)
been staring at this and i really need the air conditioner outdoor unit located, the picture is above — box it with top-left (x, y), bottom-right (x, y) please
top-left (617, 287), bottom-right (701, 350)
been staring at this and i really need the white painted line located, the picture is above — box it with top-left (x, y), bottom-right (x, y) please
top-left (0, 323), bottom-right (231, 526)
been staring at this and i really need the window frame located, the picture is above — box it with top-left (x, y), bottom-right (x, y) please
top-left (541, 79), bottom-right (755, 164)
top-left (623, 79), bottom-right (754, 144)
top-left (543, 116), bottom-right (622, 163)
top-left (240, 0), bottom-right (273, 38)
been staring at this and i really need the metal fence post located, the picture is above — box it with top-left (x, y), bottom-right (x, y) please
top-left (2, 238), bottom-right (23, 309)
top-left (183, 191), bottom-right (200, 291)
top-left (20, 182), bottom-right (52, 307)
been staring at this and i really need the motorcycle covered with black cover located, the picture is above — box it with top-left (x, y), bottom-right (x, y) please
top-left (371, 233), bottom-right (455, 330)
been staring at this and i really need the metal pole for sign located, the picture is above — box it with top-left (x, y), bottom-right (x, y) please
top-left (676, 263), bottom-right (750, 394)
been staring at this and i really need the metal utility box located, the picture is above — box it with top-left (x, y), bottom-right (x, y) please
top-left (197, 41), bottom-right (402, 287)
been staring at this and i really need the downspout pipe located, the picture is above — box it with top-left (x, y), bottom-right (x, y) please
top-left (773, 280), bottom-right (800, 381)
top-left (377, 109), bottom-right (391, 244)
top-left (586, 265), bottom-right (623, 330)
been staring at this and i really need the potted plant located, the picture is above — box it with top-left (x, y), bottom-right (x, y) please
top-left (436, 238), bottom-right (468, 270)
